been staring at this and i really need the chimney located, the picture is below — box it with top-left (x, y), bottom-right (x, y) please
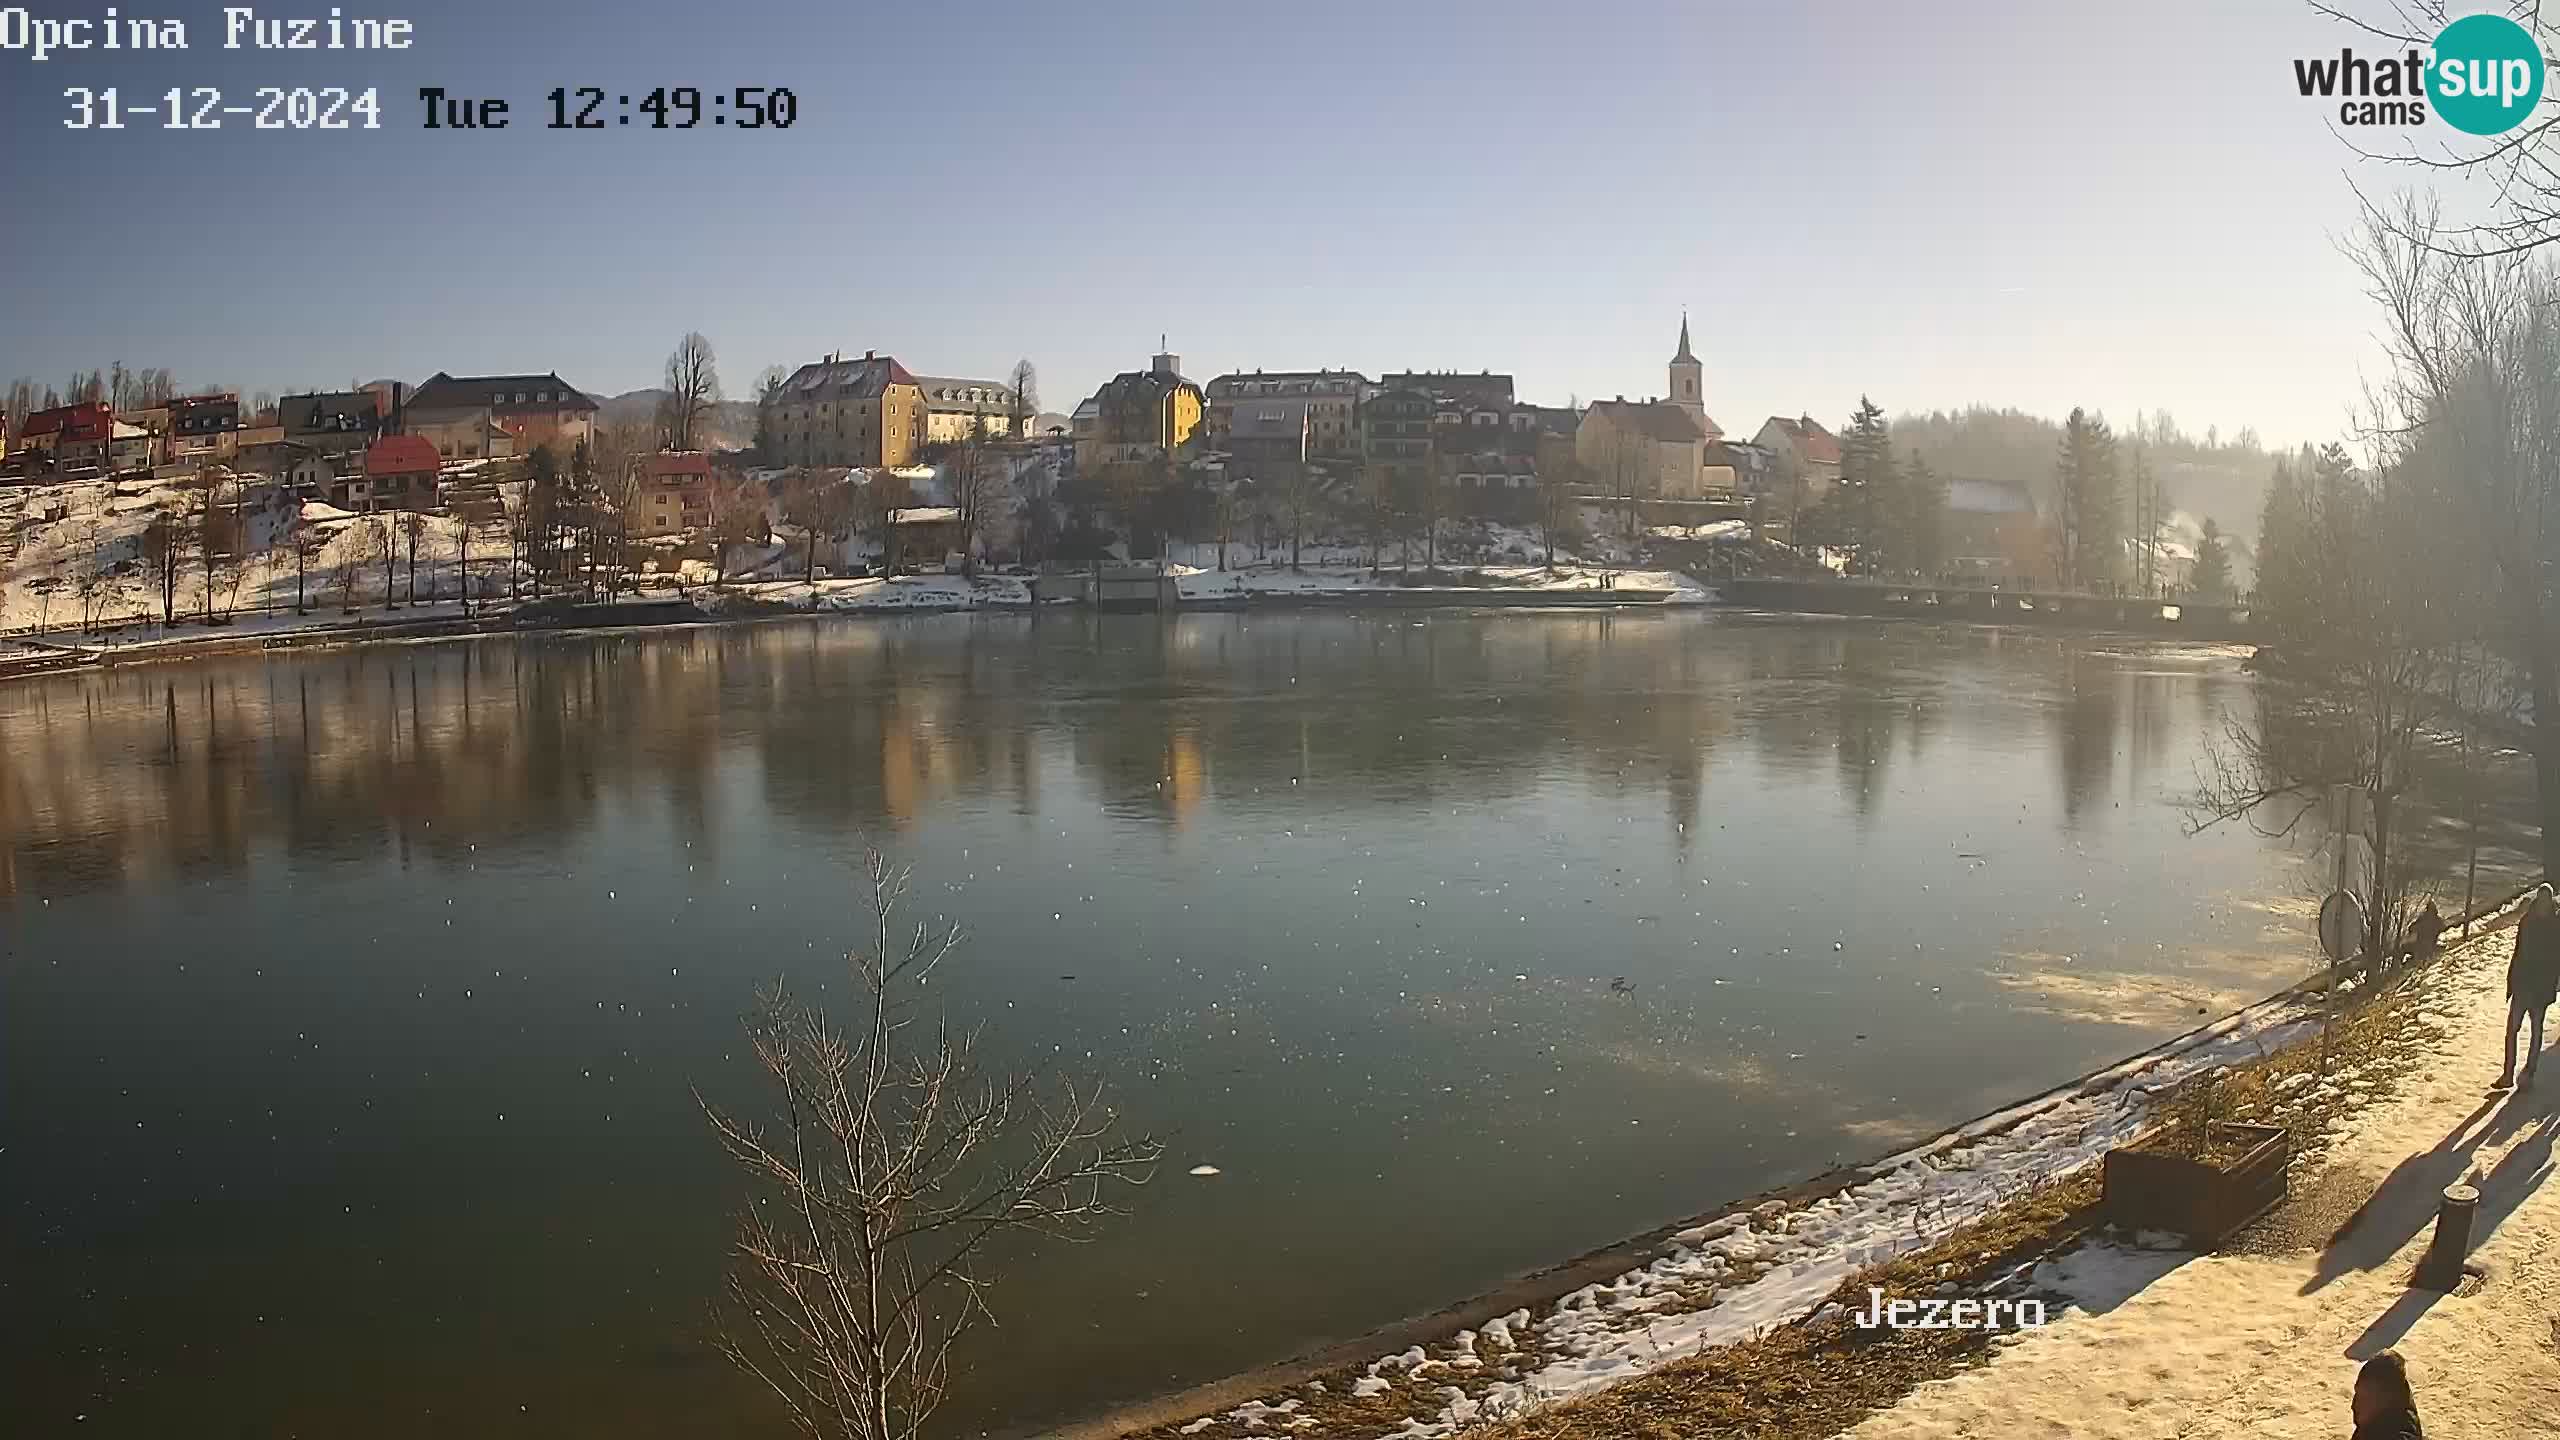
top-left (864, 349), bottom-right (876, 361)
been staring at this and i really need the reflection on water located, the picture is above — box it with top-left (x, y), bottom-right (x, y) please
top-left (0, 612), bottom-right (2533, 1437)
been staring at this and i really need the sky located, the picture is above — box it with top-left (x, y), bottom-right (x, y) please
top-left (0, 0), bottom-right (2471, 447)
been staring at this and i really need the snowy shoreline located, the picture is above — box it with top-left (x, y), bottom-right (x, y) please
top-left (1048, 947), bottom-right (2449, 1440)
top-left (0, 568), bottom-right (1718, 683)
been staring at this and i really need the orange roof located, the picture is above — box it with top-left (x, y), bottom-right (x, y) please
top-left (365, 435), bottom-right (441, 476)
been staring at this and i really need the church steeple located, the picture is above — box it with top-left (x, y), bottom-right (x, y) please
top-left (1668, 309), bottom-right (1705, 428)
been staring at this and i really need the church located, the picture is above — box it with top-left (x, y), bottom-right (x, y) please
top-left (1575, 315), bottom-right (1723, 500)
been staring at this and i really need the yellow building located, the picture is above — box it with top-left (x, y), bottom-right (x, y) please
top-left (764, 351), bottom-right (926, 468)
top-left (915, 376), bottom-right (1025, 445)
top-left (1075, 344), bottom-right (1203, 470)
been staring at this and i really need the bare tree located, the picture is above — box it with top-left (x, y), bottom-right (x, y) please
top-left (950, 422), bottom-right (1010, 575)
top-left (588, 423), bottom-right (649, 597)
top-left (663, 332), bottom-right (723, 451)
top-left (854, 470), bottom-right (914, 574)
top-left (372, 513), bottom-right (397, 609)
top-left (1273, 463), bottom-right (1324, 573)
top-left (707, 470), bottom-right (768, 586)
top-left (697, 853), bottom-right (1161, 1440)
top-left (403, 511), bottom-right (430, 604)
top-left (293, 518), bottom-right (324, 614)
top-left (186, 468), bottom-right (244, 624)
top-left (1538, 458), bottom-right (1582, 573)
top-left (2354, 199), bottom-right (2560, 872)
top-left (28, 570), bottom-right (62, 636)
top-left (2190, 447), bottom-right (2459, 962)
top-left (141, 506), bottom-right (184, 626)
top-left (1007, 359), bottom-right (1038, 440)
top-left (785, 469), bottom-right (859, 587)
top-left (334, 520), bottom-right (371, 613)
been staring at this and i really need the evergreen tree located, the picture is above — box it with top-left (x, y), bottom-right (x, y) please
top-left (1836, 396), bottom-right (1898, 571)
top-left (2254, 453), bottom-right (2313, 638)
top-left (2052, 408), bottom-right (2120, 590)
top-left (2190, 517), bottom-right (2231, 597)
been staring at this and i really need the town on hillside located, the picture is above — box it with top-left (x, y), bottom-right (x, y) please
top-left (0, 320), bottom-right (2231, 638)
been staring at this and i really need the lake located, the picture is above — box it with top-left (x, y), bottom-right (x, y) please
top-left (0, 610), bottom-right (2524, 1436)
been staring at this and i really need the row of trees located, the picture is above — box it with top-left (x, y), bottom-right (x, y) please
top-left (1799, 396), bottom-right (1953, 575)
top-left (2197, 201), bottom-right (2560, 963)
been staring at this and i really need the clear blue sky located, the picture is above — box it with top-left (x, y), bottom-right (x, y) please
top-left (0, 0), bottom-right (2421, 445)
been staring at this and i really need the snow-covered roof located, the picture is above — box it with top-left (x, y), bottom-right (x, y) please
top-left (889, 506), bottom-right (960, 524)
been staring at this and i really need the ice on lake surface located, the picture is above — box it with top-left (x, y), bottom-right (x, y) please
top-left (0, 611), bottom-right (2537, 1437)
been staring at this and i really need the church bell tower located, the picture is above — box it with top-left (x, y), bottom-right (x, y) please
top-left (1668, 311), bottom-right (1705, 427)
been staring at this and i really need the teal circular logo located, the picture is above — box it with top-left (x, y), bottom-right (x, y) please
top-left (2430, 14), bottom-right (2545, 135)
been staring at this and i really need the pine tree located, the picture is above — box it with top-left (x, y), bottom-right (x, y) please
top-left (1837, 396), bottom-right (1898, 571)
top-left (2052, 408), bottom-right (2120, 590)
top-left (2190, 517), bottom-right (2231, 597)
top-left (2254, 454), bottom-right (2311, 637)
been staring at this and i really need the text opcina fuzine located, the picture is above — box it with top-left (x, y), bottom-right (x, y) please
top-left (0, 7), bottom-right (418, 63)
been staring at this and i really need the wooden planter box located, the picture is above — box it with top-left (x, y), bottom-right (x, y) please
top-left (2102, 1122), bottom-right (2290, 1248)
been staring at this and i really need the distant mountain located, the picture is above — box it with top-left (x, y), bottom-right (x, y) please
top-left (594, 388), bottom-right (760, 449)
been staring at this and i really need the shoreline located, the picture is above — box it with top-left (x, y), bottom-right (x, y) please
top-left (1, 580), bottom-right (2286, 689)
top-left (1032, 910), bottom-right (2516, 1440)
top-left (0, 578), bottom-right (1711, 683)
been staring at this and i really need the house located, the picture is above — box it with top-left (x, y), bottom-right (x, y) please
top-left (1077, 344), bottom-right (1205, 471)
top-left (1223, 399), bottom-right (1311, 492)
top-left (1361, 386), bottom-right (1435, 502)
top-left (1577, 398), bottom-right (1709, 500)
top-left (914, 376), bottom-right (1025, 445)
top-left (764, 351), bottom-right (926, 468)
top-left (280, 390), bottom-right (387, 455)
top-left (888, 505), bottom-right (966, 567)
top-left (278, 443), bottom-right (348, 499)
top-left (14, 401), bottom-right (114, 472)
top-left (108, 420), bottom-right (156, 473)
top-left (404, 372), bottom-right (597, 460)
top-left (1205, 370), bottom-right (1367, 459)
top-left (1944, 476), bottom-right (2043, 581)
top-left (1381, 371), bottom-right (1514, 408)
top-left (335, 434), bottom-right (442, 512)
top-left (1755, 414), bottom-right (1843, 493)
top-left (167, 394), bottom-right (243, 466)
top-left (632, 450), bottom-right (715, 538)
top-left (1446, 450), bottom-right (1541, 496)
top-left (1706, 438), bottom-right (1775, 500)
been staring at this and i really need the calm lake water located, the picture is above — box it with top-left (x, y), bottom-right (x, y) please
top-left (0, 611), bottom-right (2525, 1437)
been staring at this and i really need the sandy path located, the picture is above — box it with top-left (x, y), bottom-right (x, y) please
top-left (1850, 933), bottom-right (2560, 1439)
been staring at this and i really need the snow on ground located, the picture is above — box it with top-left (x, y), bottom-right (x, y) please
top-left (1186, 980), bottom-right (2351, 1438)
top-left (710, 573), bottom-right (1036, 613)
top-left (1169, 564), bottom-right (1711, 605)
top-left (1848, 919), bottom-right (2560, 1440)
top-left (1, 476), bottom-right (518, 641)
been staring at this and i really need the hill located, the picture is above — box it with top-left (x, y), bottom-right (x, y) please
top-left (592, 389), bottom-right (761, 449)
